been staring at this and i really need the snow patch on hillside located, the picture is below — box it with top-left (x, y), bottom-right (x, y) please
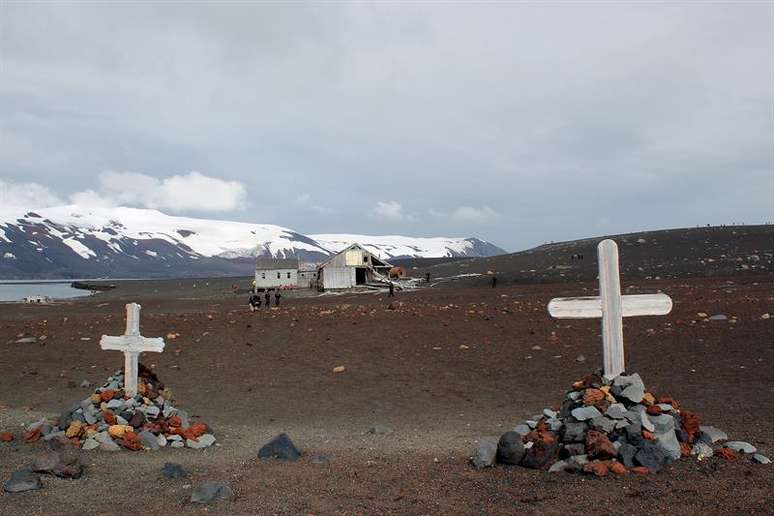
top-left (312, 234), bottom-right (476, 259)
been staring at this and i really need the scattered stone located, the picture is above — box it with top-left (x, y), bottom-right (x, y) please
top-left (513, 424), bottom-right (531, 436)
top-left (139, 430), bottom-right (160, 450)
top-left (187, 434), bottom-right (216, 449)
top-left (709, 314), bottom-right (727, 321)
top-left (79, 380), bottom-right (92, 388)
top-left (368, 425), bottom-right (393, 435)
top-left (548, 460), bottom-right (568, 473)
top-left (81, 439), bottom-right (99, 451)
top-left (95, 431), bottom-right (120, 451)
top-left (496, 431), bottom-right (525, 465)
top-left (575, 355), bottom-right (586, 363)
top-left (583, 460), bottom-right (610, 477)
top-left (752, 453), bottom-right (771, 464)
top-left (161, 462), bottom-right (187, 479)
top-left (332, 366), bottom-right (346, 373)
top-left (3, 469), bottom-right (42, 493)
top-left (725, 441), bottom-right (756, 454)
top-left (716, 447), bottom-right (737, 460)
top-left (258, 433), bottom-right (301, 461)
top-left (691, 442), bottom-right (713, 461)
top-left (471, 437), bottom-right (498, 469)
top-left (699, 426), bottom-right (728, 444)
top-left (0, 432), bottom-right (14, 442)
top-left (635, 441), bottom-right (671, 472)
top-left (190, 482), bottom-right (233, 504)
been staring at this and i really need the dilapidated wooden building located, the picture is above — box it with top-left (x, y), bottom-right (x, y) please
top-left (317, 243), bottom-right (392, 290)
top-left (254, 258), bottom-right (299, 290)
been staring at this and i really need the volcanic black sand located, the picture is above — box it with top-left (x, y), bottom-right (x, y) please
top-left (1, 272), bottom-right (772, 514)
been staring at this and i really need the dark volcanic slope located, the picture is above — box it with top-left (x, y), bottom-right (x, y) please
top-left (421, 225), bottom-right (774, 285)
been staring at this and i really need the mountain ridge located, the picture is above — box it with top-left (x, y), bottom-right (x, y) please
top-left (0, 205), bottom-right (505, 279)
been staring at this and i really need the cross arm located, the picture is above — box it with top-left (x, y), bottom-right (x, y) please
top-left (100, 335), bottom-right (165, 353)
top-left (548, 293), bottom-right (673, 319)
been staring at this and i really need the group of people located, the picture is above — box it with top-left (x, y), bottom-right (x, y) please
top-left (248, 287), bottom-right (281, 311)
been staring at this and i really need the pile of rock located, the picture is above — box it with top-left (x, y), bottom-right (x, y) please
top-left (24, 365), bottom-right (215, 452)
top-left (473, 371), bottom-right (770, 475)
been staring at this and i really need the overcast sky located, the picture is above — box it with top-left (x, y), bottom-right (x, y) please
top-left (1, 2), bottom-right (772, 251)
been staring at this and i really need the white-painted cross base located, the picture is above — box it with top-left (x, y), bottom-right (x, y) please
top-left (547, 239), bottom-right (672, 379)
top-left (100, 303), bottom-right (165, 397)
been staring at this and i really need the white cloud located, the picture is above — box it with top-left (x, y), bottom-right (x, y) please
top-left (373, 200), bottom-right (406, 220)
top-left (295, 193), bottom-right (311, 205)
top-left (69, 171), bottom-right (247, 212)
top-left (0, 179), bottom-right (63, 209)
top-left (451, 206), bottom-right (497, 223)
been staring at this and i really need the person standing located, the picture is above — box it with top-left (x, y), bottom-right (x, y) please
top-left (274, 288), bottom-right (282, 307)
top-left (389, 281), bottom-right (395, 297)
top-left (491, 275), bottom-right (497, 288)
top-left (248, 292), bottom-right (260, 311)
top-left (426, 272), bottom-right (431, 283)
top-left (264, 289), bottom-right (271, 308)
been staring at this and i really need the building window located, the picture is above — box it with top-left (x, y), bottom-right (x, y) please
top-left (363, 256), bottom-right (368, 263)
top-left (277, 272), bottom-right (281, 279)
top-left (287, 272), bottom-right (291, 279)
top-left (261, 273), bottom-right (265, 279)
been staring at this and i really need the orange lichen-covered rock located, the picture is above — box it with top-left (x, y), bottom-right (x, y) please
top-left (716, 447), bottom-right (737, 460)
top-left (0, 432), bottom-right (14, 442)
top-left (167, 415), bottom-right (182, 428)
top-left (646, 405), bottom-right (662, 416)
top-left (586, 430), bottom-right (616, 459)
top-left (680, 442), bottom-right (692, 457)
top-left (681, 411), bottom-right (701, 442)
top-left (108, 425), bottom-right (132, 439)
top-left (610, 461), bottom-right (628, 475)
top-left (100, 390), bottom-right (116, 402)
top-left (583, 460), bottom-right (610, 477)
top-left (23, 427), bottom-right (42, 443)
top-left (630, 466), bottom-right (650, 475)
top-left (65, 421), bottom-right (83, 438)
top-left (583, 388), bottom-right (605, 406)
top-left (102, 411), bottom-right (116, 425)
top-left (641, 392), bottom-right (656, 406)
top-left (90, 393), bottom-right (102, 404)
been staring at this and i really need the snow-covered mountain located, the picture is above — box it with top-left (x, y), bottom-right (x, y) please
top-left (0, 205), bottom-right (505, 279)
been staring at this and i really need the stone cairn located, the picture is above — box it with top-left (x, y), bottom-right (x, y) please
top-left (22, 364), bottom-right (215, 452)
top-left (473, 370), bottom-right (770, 475)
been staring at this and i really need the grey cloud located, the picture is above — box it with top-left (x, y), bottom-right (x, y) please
top-left (0, 2), bottom-right (771, 250)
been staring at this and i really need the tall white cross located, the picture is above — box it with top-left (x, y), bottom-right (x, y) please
top-left (547, 239), bottom-right (672, 379)
top-left (100, 303), bottom-right (165, 397)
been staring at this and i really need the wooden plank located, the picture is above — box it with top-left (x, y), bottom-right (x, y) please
top-left (598, 239), bottom-right (625, 379)
top-left (100, 335), bottom-right (165, 352)
top-left (548, 293), bottom-right (672, 319)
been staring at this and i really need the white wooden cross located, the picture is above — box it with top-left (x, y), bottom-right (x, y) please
top-left (99, 303), bottom-right (165, 397)
top-left (547, 239), bottom-right (672, 379)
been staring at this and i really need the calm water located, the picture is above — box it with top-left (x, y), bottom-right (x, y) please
top-left (0, 281), bottom-right (94, 302)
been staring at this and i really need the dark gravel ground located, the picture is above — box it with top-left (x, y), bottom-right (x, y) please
top-left (0, 275), bottom-right (772, 514)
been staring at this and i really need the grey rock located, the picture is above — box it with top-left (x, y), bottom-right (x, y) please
top-left (32, 452), bottom-right (60, 473)
top-left (513, 424), bottom-right (531, 436)
top-left (752, 453), bottom-right (771, 464)
top-left (691, 442), bottom-right (714, 460)
top-left (725, 441), bottom-right (756, 454)
top-left (548, 460), bottom-right (568, 473)
top-left (591, 416), bottom-right (616, 434)
top-left (145, 406), bottom-right (160, 419)
top-left (496, 431), bottom-right (525, 465)
top-left (3, 469), bottom-right (42, 493)
top-left (95, 431), bottom-right (120, 451)
top-left (562, 421), bottom-right (588, 443)
top-left (83, 412), bottom-right (97, 425)
top-left (106, 399), bottom-right (124, 410)
top-left (618, 373), bottom-right (645, 403)
top-left (138, 431), bottom-right (160, 450)
top-left (115, 416), bottom-right (129, 426)
top-left (191, 482), bottom-right (233, 504)
top-left (167, 434), bottom-right (183, 442)
top-left (567, 390), bottom-right (582, 402)
top-left (161, 462), bottom-right (187, 479)
top-left (176, 409), bottom-right (190, 428)
top-left (625, 422), bottom-right (644, 446)
top-left (698, 425), bottom-right (728, 444)
top-left (571, 406), bottom-right (602, 421)
top-left (575, 354), bottom-right (586, 363)
top-left (81, 439), bottom-right (99, 451)
top-left (162, 405), bottom-right (177, 418)
top-left (15, 336), bottom-right (38, 344)
top-left (563, 443), bottom-right (585, 456)
top-left (368, 425), bottom-right (393, 435)
top-left (605, 404), bottom-right (627, 419)
top-left (157, 434), bottom-right (167, 447)
top-left (258, 433), bottom-right (301, 461)
top-left (648, 414), bottom-right (675, 434)
top-left (187, 434), bottom-right (216, 449)
top-left (310, 454), bottom-right (330, 465)
top-left (472, 437), bottom-right (498, 469)
top-left (547, 418), bottom-right (563, 432)
top-left (615, 420), bottom-right (630, 430)
top-left (565, 454), bottom-right (589, 472)
top-left (640, 412), bottom-right (655, 432)
top-left (43, 431), bottom-right (65, 442)
top-left (618, 442), bottom-right (638, 468)
top-left (654, 430), bottom-right (682, 460)
top-left (709, 314), bottom-right (727, 321)
top-left (656, 403), bottom-right (673, 412)
top-left (525, 420), bottom-right (538, 429)
top-left (171, 440), bottom-right (184, 448)
top-left (79, 380), bottom-right (92, 388)
top-left (635, 441), bottom-right (671, 472)
top-left (543, 408), bottom-right (557, 419)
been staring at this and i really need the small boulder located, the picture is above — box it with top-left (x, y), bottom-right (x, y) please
top-left (725, 441), bottom-right (756, 454)
top-left (258, 433), bottom-right (301, 461)
top-left (571, 406), bottom-right (602, 421)
top-left (698, 426), bottom-right (728, 444)
top-left (368, 425), bottom-right (393, 435)
top-left (161, 462), bottom-right (187, 479)
top-left (497, 431), bottom-right (525, 465)
top-left (3, 469), bottom-right (42, 493)
top-left (471, 437), bottom-right (498, 469)
top-left (190, 482), bottom-right (233, 504)
top-left (691, 442), bottom-right (714, 461)
top-left (585, 430), bottom-right (616, 460)
top-left (138, 431), bottom-right (160, 450)
top-left (752, 453), bottom-right (771, 465)
top-left (187, 434), bottom-right (216, 449)
top-left (635, 441), bottom-right (671, 472)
